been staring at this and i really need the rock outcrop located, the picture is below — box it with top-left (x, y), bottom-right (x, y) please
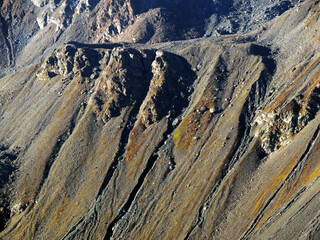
top-left (0, 0), bottom-right (304, 75)
top-left (0, 0), bottom-right (319, 239)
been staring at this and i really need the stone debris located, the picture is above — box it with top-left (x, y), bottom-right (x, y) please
top-left (11, 203), bottom-right (26, 215)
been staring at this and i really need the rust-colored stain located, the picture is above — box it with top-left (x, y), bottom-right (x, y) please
top-left (125, 119), bottom-right (146, 164)
top-left (241, 159), bottom-right (295, 232)
top-left (307, 165), bottom-right (320, 183)
top-left (174, 87), bottom-right (216, 151)
top-left (303, 68), bottom-right (320, 101)
top-left (246, 146), bottom-right (320, 231)
top-left (173, 112), bottom-right (199, 151)
top-left (254, 163), bottom-right (310, 229)
top-left (256, 161), bottom-right (294, 215)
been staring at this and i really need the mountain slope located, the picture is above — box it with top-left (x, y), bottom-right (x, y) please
top-left (0, 0), bottom-right (319, 239)
top-left (0, 0), bottom-right (303, 73)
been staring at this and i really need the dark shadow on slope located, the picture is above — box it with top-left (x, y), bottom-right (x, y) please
top-left (66, 41), bottom-right (123, 49)
top-left (0, 144), bottom-right (19, 232)
top-left (249, 44), bottom-right (272, 57)
top-left (61, 48), bottom-right (196, 240)
top-left (104, 52), bottom-right (195, 240)
top-left (0, 14), bottom-right (13, 67)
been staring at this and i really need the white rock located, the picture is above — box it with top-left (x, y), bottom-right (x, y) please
top-left (156, 50), bottom-right (164, 58)
top-left (12, 203), bottom-right (26, 214)
top-left (30, 0), bottom-right (47, 7)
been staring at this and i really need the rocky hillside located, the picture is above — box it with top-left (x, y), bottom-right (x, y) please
top-left (0, 0), bottom-right (320, 239)
top-left (0, 0), bottom-right (303, 73)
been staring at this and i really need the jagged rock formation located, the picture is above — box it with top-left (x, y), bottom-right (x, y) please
top-left (0, 0), bottom-right (303, 73)
top-left (0, 0), bottom-right (320, 239)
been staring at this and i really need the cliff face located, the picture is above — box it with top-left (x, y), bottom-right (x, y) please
top-left (0, 0), bottom-right (303, 73)
top-left (0, 0), bottom-right (320, 239)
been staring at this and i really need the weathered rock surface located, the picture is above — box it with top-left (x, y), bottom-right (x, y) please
top-left (0, 0), bottom-right (319, 239)
top-left (0, 0), bottom-right (304, 74)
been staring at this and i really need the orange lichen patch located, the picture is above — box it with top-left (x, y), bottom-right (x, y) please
top-left (173, 112), bottom-right (200, 151)
top-left (199, 112), bottom-right (213, 135)
top-left (243, 160), bottom-right (296, 228)
top-left (302, 69), bottom-right (320, 101)
top-left (45, 194), bottom-right (89, 238)
top-left (126, 121), bottom-right (168, 181)
top-left (48, 195), bottom-right (71, 230)
top-left (294, 55), bottom-right (320, 86)
top-left (254, 163), bottom-right (311, 229)
top-left (174, 86), bottom-right (216, 151)
top-left (264, 88), bottom-right (292, 113)
top-left (308, 166), bottom-right (320, 182)
top-left (253, 151), bottom-right (320, 229)
top-left (196, 87), bottom-right (217, 107)
top-left (125, 119), bottom-right (146, 164)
